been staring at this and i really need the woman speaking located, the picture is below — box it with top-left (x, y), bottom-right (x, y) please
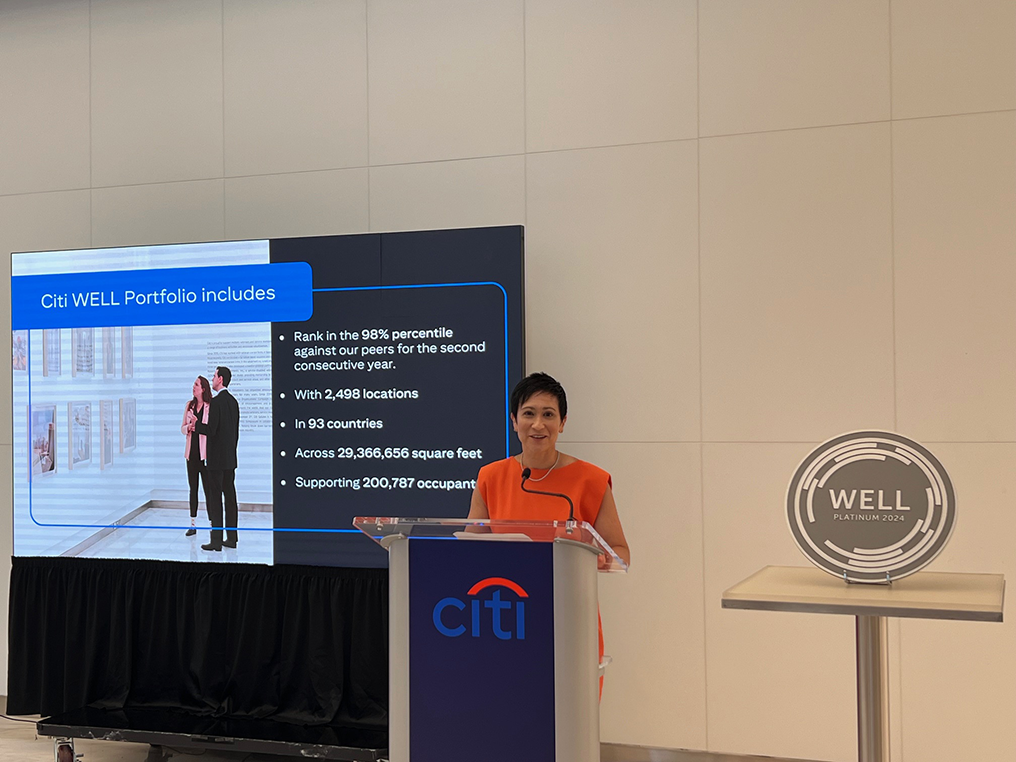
top-left (468, 372), bottom-right (630, 566)
top-left (468, 373), bottom-right (630, 695)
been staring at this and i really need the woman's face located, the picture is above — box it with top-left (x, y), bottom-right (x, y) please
top-left (512, 392), bottom-right (566, 457)
top-left (192, 378), bottom-right (202, 398)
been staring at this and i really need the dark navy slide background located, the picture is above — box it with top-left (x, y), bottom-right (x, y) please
top-left (270, 226), bottom-right (524, 567)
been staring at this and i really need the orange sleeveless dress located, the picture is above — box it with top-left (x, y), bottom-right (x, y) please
top-left (477, 457), bottom-right (611, 525)
top-left (477, 457), bottom-right (610, 693)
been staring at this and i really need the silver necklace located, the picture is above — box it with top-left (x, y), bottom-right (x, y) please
top-left (524, 451), bottom-right (560, 482)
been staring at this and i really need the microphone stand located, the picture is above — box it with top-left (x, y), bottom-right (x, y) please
top-left (521, 467), bottom-right (576, 534)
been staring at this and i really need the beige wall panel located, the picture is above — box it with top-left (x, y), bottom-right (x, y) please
top-left (525, 0), bottom-right (697, 152)
top-left (225, 169), bottom-right (368, 241)
top-left (700, 124), bottom-right (894, 442)
top-left (92, 180), bottom-right (224, 249)
top-left (699, 0), bottom-right (890, 137)
top-left (367, 0), bottom-right (524, 165)
top-left (894, 113), bottom-right (1016, 442)
top-left (703, 443), bottom-right (856, 762)
top-left (0, 445), bottom-right (11, 695)
top-left (0, 192), bottom-right (92, 267)
top-left (91, 0), bottom-right (223, 187)
top-left (0, 0), bottom-right (90, 196)
top-left (898, 444), bottom-right (1016, 761)
top-left (223, 0), bottom-right (368, 177)
top-left (892, 0), bottom-right (1016, 119)
top-left (525, 142), bottom-right (699, 443)
top-left (369, 156), bottom-right (524, 233)
top-left (564, 442), bottom-right (706, 750)
top-left (1, 191), bottom-right (92, 448)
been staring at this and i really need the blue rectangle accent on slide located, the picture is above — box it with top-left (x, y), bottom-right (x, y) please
top-left (409, 538), bottom-right (555, 762)
top-left (11, 262), bottom-right (313, 329)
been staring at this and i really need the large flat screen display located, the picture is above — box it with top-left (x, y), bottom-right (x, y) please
top-left (11, 226), bottom-right (524, 567)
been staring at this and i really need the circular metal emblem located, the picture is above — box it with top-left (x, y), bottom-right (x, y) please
top-left (786, 431), bottom-right (956, 583)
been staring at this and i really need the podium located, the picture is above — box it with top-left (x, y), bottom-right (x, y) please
top-left (354, 517), bottom-right (628, 762)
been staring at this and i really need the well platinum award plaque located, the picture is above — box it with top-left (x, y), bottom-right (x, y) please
top-left (787, 431), bottom-right (955, 583)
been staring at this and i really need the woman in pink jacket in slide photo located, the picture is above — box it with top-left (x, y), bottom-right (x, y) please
top-left (182, 376), bottom-right (212, 537)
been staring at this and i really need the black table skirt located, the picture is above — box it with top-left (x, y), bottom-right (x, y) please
top-left (6, 556), bottom-right (388, 729)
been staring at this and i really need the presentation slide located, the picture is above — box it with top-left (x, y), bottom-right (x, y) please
top-left (11, 226), bottom-right (524, 567)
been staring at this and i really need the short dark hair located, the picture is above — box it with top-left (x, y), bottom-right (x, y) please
top-left (216, 366), bottom-right (232, 387)
top-left (510, 372), bottom-right (567, 418)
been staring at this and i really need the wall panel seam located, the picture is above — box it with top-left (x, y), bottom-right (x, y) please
top-left (365, 0), bottom-right (371, 228)
top-left (220, 0), bottom-right (226, 239)
top-left (697, 0), bottom-right (710, 747)
top-left (88, 0), bottom-right (93, 248)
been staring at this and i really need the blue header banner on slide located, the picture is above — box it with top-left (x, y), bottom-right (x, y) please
top-left (11, 262), bottom-right (313, 329)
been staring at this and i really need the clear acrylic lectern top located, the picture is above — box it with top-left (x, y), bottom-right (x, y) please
top-left (352, 517), bottom-right (629, 573)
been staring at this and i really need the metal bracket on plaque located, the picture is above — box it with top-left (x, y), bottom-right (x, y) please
top-left (842, 569), bottom-right (893, 586)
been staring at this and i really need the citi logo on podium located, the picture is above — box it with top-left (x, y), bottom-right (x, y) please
top-left (432, 577), bottom-right (528, 640)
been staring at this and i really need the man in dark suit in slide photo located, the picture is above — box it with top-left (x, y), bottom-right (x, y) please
top-left (189, 365), bottom-right (241, 551)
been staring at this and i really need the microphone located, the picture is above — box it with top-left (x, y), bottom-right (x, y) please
top-left (520, 467), bottom-right (576, 525)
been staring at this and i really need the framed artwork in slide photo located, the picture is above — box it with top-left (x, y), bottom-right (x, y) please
top-left (68, 401), bottom-right (92, 470)
top-left (71, 328), bottom-right (95, 377)
top-left (28, 404), bottom-right (57, 480)
top-left (43, 329), bottom-right (61, 376)
top-left (100, 400), bottom-right (114, 470)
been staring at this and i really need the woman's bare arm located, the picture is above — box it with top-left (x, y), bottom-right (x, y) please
top-left (467, 488), bottom-right (489, 519)
top-left (593, 487), bottom-right (630, 566)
